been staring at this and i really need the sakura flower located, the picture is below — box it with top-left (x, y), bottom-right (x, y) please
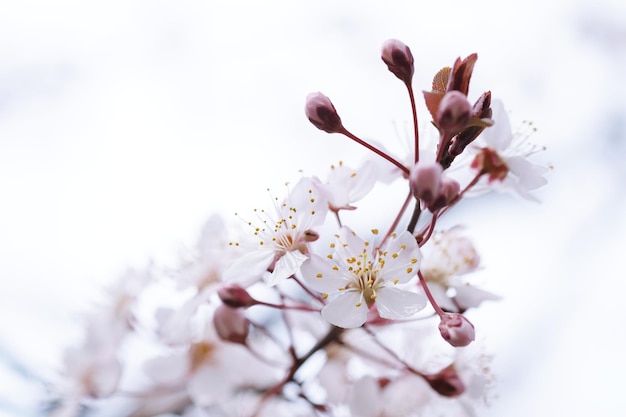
top-left (421, 227), bottom-right (499, 312)
top-left (348, 375), bottom-right (431, 417)
top-left (49, 267), bottom-right (151, 416)
top-left (143, 305), bottom-right (280, 408)
top-left (301, 227), bottom-right (426, 328)
top-left (174, 214), bottom-right (237, 291)
top-left (469, 99), bottom-right (549, 201)
top-left (224, 176), bottom-right (328, 286)
top-left (314, 160), bottom-right (378, 213)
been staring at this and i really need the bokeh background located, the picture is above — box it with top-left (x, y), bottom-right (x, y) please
top-left (1, 0), bottom-right (625, 416)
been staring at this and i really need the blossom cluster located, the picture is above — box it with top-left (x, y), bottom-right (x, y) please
top-left (46, 39), bottom-right (548, 417)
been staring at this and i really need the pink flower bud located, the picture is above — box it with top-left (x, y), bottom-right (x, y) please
top-left (381, 39), bottom-right (414, 85)
top-left (409, 162), bottom-right (443, 204)
top-left (439, 177), bottom-right (460, 205)
top-left (438, 313), bottom-right (475, 347)
top-left (424, 364), bottom-right (466, 397)
top-left (427, 177), bottom-right (460, 212)
top-left (305, 92), bottom-right (343, 133)
top-left (213, 304), bottom-right (249, 345)
top-left (437, 91), bottom-right (471, 134)
top-left (217, 283), bottom-right (257, 308)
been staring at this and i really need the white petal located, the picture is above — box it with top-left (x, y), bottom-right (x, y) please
top-left (321, 292), bottom-right (368, 328)
top-left (187, 364), bottom-right (231, 406)
top-left (506, 155), bottom-right (549, 190)
top-left (454, 284), bottom-right (501, 310)
top-left (334, 226), bottom-right (366, 261)
top-left (143, 354), bottom-right (188, 385)
top-left (346, 160), bottom-right (378, 202)
top-left (287, 176), bottom-right (328, 227)
top-left (300, 254), bottom-right (348, 293)
top-left (223, 248), bottom-right (274, 285)
top-left (349, 377), bottom-right (381, 417)
top-left (429, 282), bottom-right (459, 312)
top-left (375, 287), bottom-right (426, 319)
top-left (267, 250), bottom-right (308, 286)
top-left (380, 232), bottom-right (421, 282)
top-left (479, 99), bottom-right (512, 150)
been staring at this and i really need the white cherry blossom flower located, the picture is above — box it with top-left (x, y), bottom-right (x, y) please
top-left (468, 99), bottom-right (549, 201)
top-left (421, 227), bottom-right (499, 312)
top-left (348, 374), bottom-right (431, 417)
top-left (301, 227), bottom-right (426, 328)
top-left (224, 176), bottom-right (328, 286)
top-left (314, 160), bottom-right (378, 212)
top-left (174, 214), bottom-right (237, 291)
top-left (49, 267), bottom-right (151, 416)
top-left (143, 305), bottom-right (280, 408)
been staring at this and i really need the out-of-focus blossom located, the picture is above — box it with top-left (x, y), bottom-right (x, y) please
top-left (421, 227), bottom-right (499, 312)
top-left (142, 305), bottom-right (280, 408)
top-left (174, 214), bottom-right (236, 291)
top-left (49, 267), bottom-right (151, 415)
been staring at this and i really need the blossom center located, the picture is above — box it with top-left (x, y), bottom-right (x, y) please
top-left (345, 251), bottom-right (384, 307)
top-left (471, 147), bottom-right (509, 182)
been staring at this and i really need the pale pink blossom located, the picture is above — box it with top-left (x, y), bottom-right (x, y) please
top-left (301, 227), bottom-right (426, 328)
top-left (224, 176), bottom-right (328, 286)
top-left (421, 227), bottom-right (499, 312)
top-left (143, 306), bottom-right (280, 407)
top-left (469, 99), bottom-right (549, 201)
top-left (314, 160), bottom-right (378, 212)
top-left (174, 214), bottom-right (237, 291)
top-left (50, 267), bottom-right (151, 415)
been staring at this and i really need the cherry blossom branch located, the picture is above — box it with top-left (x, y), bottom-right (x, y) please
top-left (406, 84), bottom-right (420, 164)
top-left (417, 270), bottom-right (446, 317)
top-left (436, 170), bottom-right (485, 218)
top-left (340, 127), bottom-right (410, 176)
top-left (379, 190), bottom-right (413, 248)
top-left (418, 211), bottom-right (439, 247)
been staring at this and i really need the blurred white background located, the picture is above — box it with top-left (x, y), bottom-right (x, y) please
top-left (1, 0), bottom-right (625, 416)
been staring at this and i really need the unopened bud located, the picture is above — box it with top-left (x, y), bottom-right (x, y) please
top-left (437, 91), bottom-right (471, 134)
top-left (381, 39), bottom-right (414, 85)
top-left (438, 313), bottom-right (475, 347)
top-left (439, 178), bottom-right (460, 205)
top-left (217, 283), bottom-right (257, 308)
top-left (305, 92), bottom-right (343, 133)
top-left (409, 162), bottom-right (443, 204)
top-left (424, 364), bottom-right (465, 397)
top-left (427, 177), bottom-right (460, 212)
top-left (213, 304), bottom-right (249, 345)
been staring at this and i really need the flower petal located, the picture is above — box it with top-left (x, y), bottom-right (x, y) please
top-left (268, 250), bottom-right (308, 286)
top-left (223, 248), bottom-right (274, 286)
top-left (301, 254), bottom-right (348, 293)
top-left (322, 291), bottom-right (368, 328)
top-left (375, 287), bottom-right (426, 319)
top-left (454, 284), bottom-right (501, 310)
top-left (380, 232), bottom-right (421, 282)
